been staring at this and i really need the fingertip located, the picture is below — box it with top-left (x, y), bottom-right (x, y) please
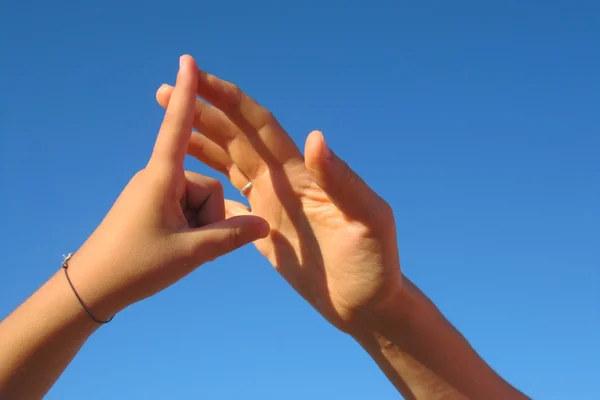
top-left (224, 215), bottom-right (269, 249)
top-left (178, 55), bottom-right (198, 84)
top-left (305, 130), bottom-right (331, 172)
top-left (253, 217), bottom-right (271, 239)
top-left (233, 215), bottom-right (270, 242)
top-left (174, 55), bottom-right (198, 90)
top-left (224, 199), bottom-right (250, 218)
top-left (156, 84), bottom-right (173, 106)
top-left (179, 54), bottom-right (197, 70)
top-left (179, 54), bottom-right (190, 70)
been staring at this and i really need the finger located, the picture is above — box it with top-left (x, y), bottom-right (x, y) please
top-left (187, 133), bottom-right (232, 175)
top-left (304, 130), bottom-right (390, 223)
top-left (183, 171), bottom-right (225, 227)
top-left (195, 69), bottom-right (303, 166)
top-left (157, 84), bottom-right (265, 182)
top-left (182, 215), bottom-right (270, 263)
top-left (187, 133), bottom-right (251, 191)
top-left (224, 199), bottom-right (251, 219)
top-left (150, 55), bottom-right (198, 169)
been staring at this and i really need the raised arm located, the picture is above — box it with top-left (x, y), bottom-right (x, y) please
top-left (156, 71), bottom-right (528, 399)
top-left (351, 278), bottom-right (525, 399)
top-left (0, 56), bottom-right (268, 400)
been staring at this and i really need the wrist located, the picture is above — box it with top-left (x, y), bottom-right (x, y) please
top-left (62, 252), bottom-right (122, 323)
top-left (347, 275), bottom-right (420, 339)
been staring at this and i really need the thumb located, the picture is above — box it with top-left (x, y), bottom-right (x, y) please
top-left (305, 130), bottom-right (389, 223)
top-left (182, 215), bottom-right (270, 264)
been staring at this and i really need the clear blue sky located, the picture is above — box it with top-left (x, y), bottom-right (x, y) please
top-left (1, 1), bottom-right (598, 399)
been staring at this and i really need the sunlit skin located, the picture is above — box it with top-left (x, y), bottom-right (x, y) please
top-left (157, 80), bottom-right (403, 333)
top-left (0, 56), bottom-right (269, 399)
top-left (0, 55), bottom-right (528, 400)
top-left (157, 66), bottom-right (529, 399)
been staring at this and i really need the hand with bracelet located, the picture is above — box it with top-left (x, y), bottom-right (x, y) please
top-left (0, 55), bottom-right (269, 399)
top-left (0, 54), bottom-right (528, 399)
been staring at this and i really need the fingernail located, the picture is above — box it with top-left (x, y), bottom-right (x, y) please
top-left (158, 83), bottom-right (168, 92)
top-left (179, 55), bottom-right (185, 69)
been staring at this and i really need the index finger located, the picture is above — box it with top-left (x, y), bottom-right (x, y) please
top-left (150, 55), bottom-right (199, 169)
top-left (195, 70), bottom-right (302, 166)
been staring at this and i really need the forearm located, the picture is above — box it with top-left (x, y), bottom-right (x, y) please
top-left (352, 278), bottom-right (528, 400)
top-left (0, 269), bottom-right (100, 399)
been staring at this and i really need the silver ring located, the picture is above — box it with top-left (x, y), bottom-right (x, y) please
top-left (240, 181), bottom-right (253, 197)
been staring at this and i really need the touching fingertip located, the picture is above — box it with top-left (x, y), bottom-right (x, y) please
top-left (255, 218), bottom-right (271, 238)
top-left (178, 54), bottom-right (197, 71)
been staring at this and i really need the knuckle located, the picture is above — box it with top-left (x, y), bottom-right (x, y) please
top-left (193, 102), bottom-right (206, 122)
top-left (127, 169), bottom-right (151, 189)
top-left (206, 177), bottom-right (224, 196)
top-left (131, 169), bottom-right (146, 181)
top-left (339, 160), bottom-right (358, 186)
top-left (149, 167), bottom-right (174, 189)
top-left (255, 112), bottom-right (277, 134)
top-left (222, 83), bottom-right (243, 114)
top-left (231, 83), bottom-right (242, 97)
top-left (372, 200), bottom-right (395, 228)
top-left (204, 175), bottom-right (222, 188)
top-left (220, 130), bottom-right (240, 150)
top-left (226, 82), bottom-right (242, 98)
top-left (251, 160), bottom-right (269, 181)
top-left (228, 225), bottom-right (242, 251)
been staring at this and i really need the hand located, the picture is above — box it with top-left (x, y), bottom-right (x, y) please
top-left (67, 56), bottom-right (269, 320)
top-left (156, 70), bottom-right (403, 332)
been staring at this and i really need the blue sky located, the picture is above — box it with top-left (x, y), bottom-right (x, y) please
top-left (1, 1), bottom-right (598, 399)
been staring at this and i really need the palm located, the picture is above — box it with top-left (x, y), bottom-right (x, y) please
top-left (245, 164), bottom-right (399, 329)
